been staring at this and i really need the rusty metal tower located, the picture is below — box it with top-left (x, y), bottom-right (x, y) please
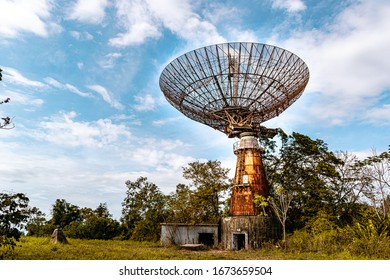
top-left (159, 42), bottom-right (309, 217)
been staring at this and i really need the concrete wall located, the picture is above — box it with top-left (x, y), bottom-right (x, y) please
top-left (220, 216), bottom-right (281, 250)
top-left (161, 223), bottom-right (219, 247)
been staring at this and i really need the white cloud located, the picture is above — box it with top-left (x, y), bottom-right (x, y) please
top-left (110, 0), bottom-right (224, 47)
top-left (36, 111), bottom-right (131, 148)
top-left (147, 0), bottom-right (224, 45)
top-left (202, 3), bottom-right (242, 26)
top-left (1, 89), bottom-right (44, 107)
top-left (66, 0), bottom-right (109, 24)
top-left (0, 133), bottom-right (196, 218)
top-left (111, 113), bottom-right (139, 123)
top-left (128, 137), bottom-right (194, 171)
top-left (44, 78), bottom-right (125, 109)
top-left (69, 30), bottom-right (94, 40)
top-left (88, 84), bottom-right (124, 110)
top-left (109, 0), bottom-right (161, 46)
top-left (44, 76), bottom-right (63, 88)
top-left (153, 116), bottom-right (182, 126)
top-left (272, 0), bottom-right (390, 127)
top-left (363, 104), bottom-right (390, 126)
top-left (65, 83), bottom-right (92, 98)
top-left (0, 142), bottom-right (129, 219)
top-left (0, 112), bottom-right (198, 217)
top-left (2, 67), bottom-right (45, 88)
top-left (0, 0), bottom-right (55, 38)
top-left (227, 28), bottom-right (260, 43)
top-left (133, 94), bottom-right (156, 111)
top-left (44, 77), bottom-right (92, 98)
top-left (271, 0), bottom-right (307, 13)
top-left (98, 52), bottom-right (123, 69)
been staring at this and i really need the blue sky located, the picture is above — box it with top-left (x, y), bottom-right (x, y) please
top-left (0, 0), bottom-right (389, 219)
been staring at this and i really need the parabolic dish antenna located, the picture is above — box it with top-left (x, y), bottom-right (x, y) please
top-left (160, 42), bottom-right (310, 217)
top-left (159, 42), bottom-right (309, 138)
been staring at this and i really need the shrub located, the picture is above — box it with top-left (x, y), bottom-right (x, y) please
top-left (346, 218), bottom-right (390, 258)
top-left (285, 212), bottom-right (353, 255)
top-left (0, 235), bottom-right (16, 259)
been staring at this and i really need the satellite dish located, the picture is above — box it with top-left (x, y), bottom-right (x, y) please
top-left (160, 42), bottom-right (309, 216)
top-left (160, 42), bottom-right (309, 138)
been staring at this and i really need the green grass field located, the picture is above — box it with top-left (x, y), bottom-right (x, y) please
top-left (6, 236), bottom-right (374, 260)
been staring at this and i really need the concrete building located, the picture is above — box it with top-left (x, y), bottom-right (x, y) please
top-left (161, 223), bottom-right (219, 248)
top-left (161, 219), bottom-right (280, 250)
top-left (220, 216), bottom-right (281, 250)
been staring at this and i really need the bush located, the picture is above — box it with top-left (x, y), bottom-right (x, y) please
top-left (284, 214), bottom-right (390, 259)
top-left (346, 218), bottom-right (390, 258)
top-left (348, 236), bottom-right (390, 259)
top-left (285, 228), bottom-right (350, 255)
top-left (63, 216), bottom-right (120, 240)
top-left (0, 235), bottom-right (16, 259)
top-left (285, 212), bottom-right (353, 255)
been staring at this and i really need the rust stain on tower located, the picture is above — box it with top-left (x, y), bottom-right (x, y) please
top-left (230, 133), bottom-right (269, 215)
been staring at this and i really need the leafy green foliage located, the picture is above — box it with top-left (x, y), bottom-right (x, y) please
top-left (167, 160), bottom-right (231, 224)
top-left (0, 192), bottom-right (31, 239)
top-left (50, 199), bottom-right (82, 229)
top-left (121, 177), bottom-right (168, 241)
top-left (255, 186), bottom-right (295, 242)
top-left (283, 212), bottom-right (390, 259)
top-left (253, 195), bottom-right (269, 216)
top-left (26, 200), bottom-right (121, 240)
top-left (0, 235), bottom-right (16, 259)
top-left (25, 207), bottom-right (47, 237)
top-left (166, 183), bottom-right (196, 223)
top-left (263, 131), bottom-right (358, 231)
top-left (0, 192), bottom-right (32, 258)
top-left (64, 203), bottom-right (120, 240)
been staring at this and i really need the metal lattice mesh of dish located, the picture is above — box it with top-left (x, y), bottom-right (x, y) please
top-left (159, 42), bottom-right (309, 134)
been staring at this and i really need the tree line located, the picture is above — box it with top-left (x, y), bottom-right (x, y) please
top-left (1, 159), bottom-right (230, 253)
top-left (1, 131), bottom-right (390, 258)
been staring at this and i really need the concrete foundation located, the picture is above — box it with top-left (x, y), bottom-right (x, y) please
top-left (220, 216), bottom-right (281, 250)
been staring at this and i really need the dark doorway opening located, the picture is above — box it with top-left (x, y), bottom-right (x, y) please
top-left (233, 233), bottom-right (246, 250)
top-left (198, 233), bottom-right (214, 246)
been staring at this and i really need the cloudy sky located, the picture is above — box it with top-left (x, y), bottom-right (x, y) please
top-left (0, 0), bottom-right (389, 219)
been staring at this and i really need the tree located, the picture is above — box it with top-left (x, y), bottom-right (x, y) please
top-left (0, 67), bottom-right (14, 129)
top-left (166, 184), bottom-right (196, 223)
top-left (64, 203), bottom-right (120, 240)
top-left (268, 187), bottom-right (294, 242)
top-left (330, 151), bottom-right (365, 225)
top-left (263, 131), bottom-right (345, 231)
top-left (26, 207), bottom-right (47, 237)
top-left (94, 203), bottom-right (111, 218)
top-left (121, 177), bottom-right (168, 241)
top-left (356, 147), bottom-right (390, 221)
top-left (0, 192), bottom-right (31, 258)
top-left (253, 185), bottom-right (294, 242)
top-left (167, 160), bottom-right (231, 224)
top-left (49, 199), bottom-right (82, 229)
top-left (0, 192), bottom-right (31, 239)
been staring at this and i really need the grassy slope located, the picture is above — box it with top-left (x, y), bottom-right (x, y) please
top-left (8, 236), bottom-right (368, 260)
